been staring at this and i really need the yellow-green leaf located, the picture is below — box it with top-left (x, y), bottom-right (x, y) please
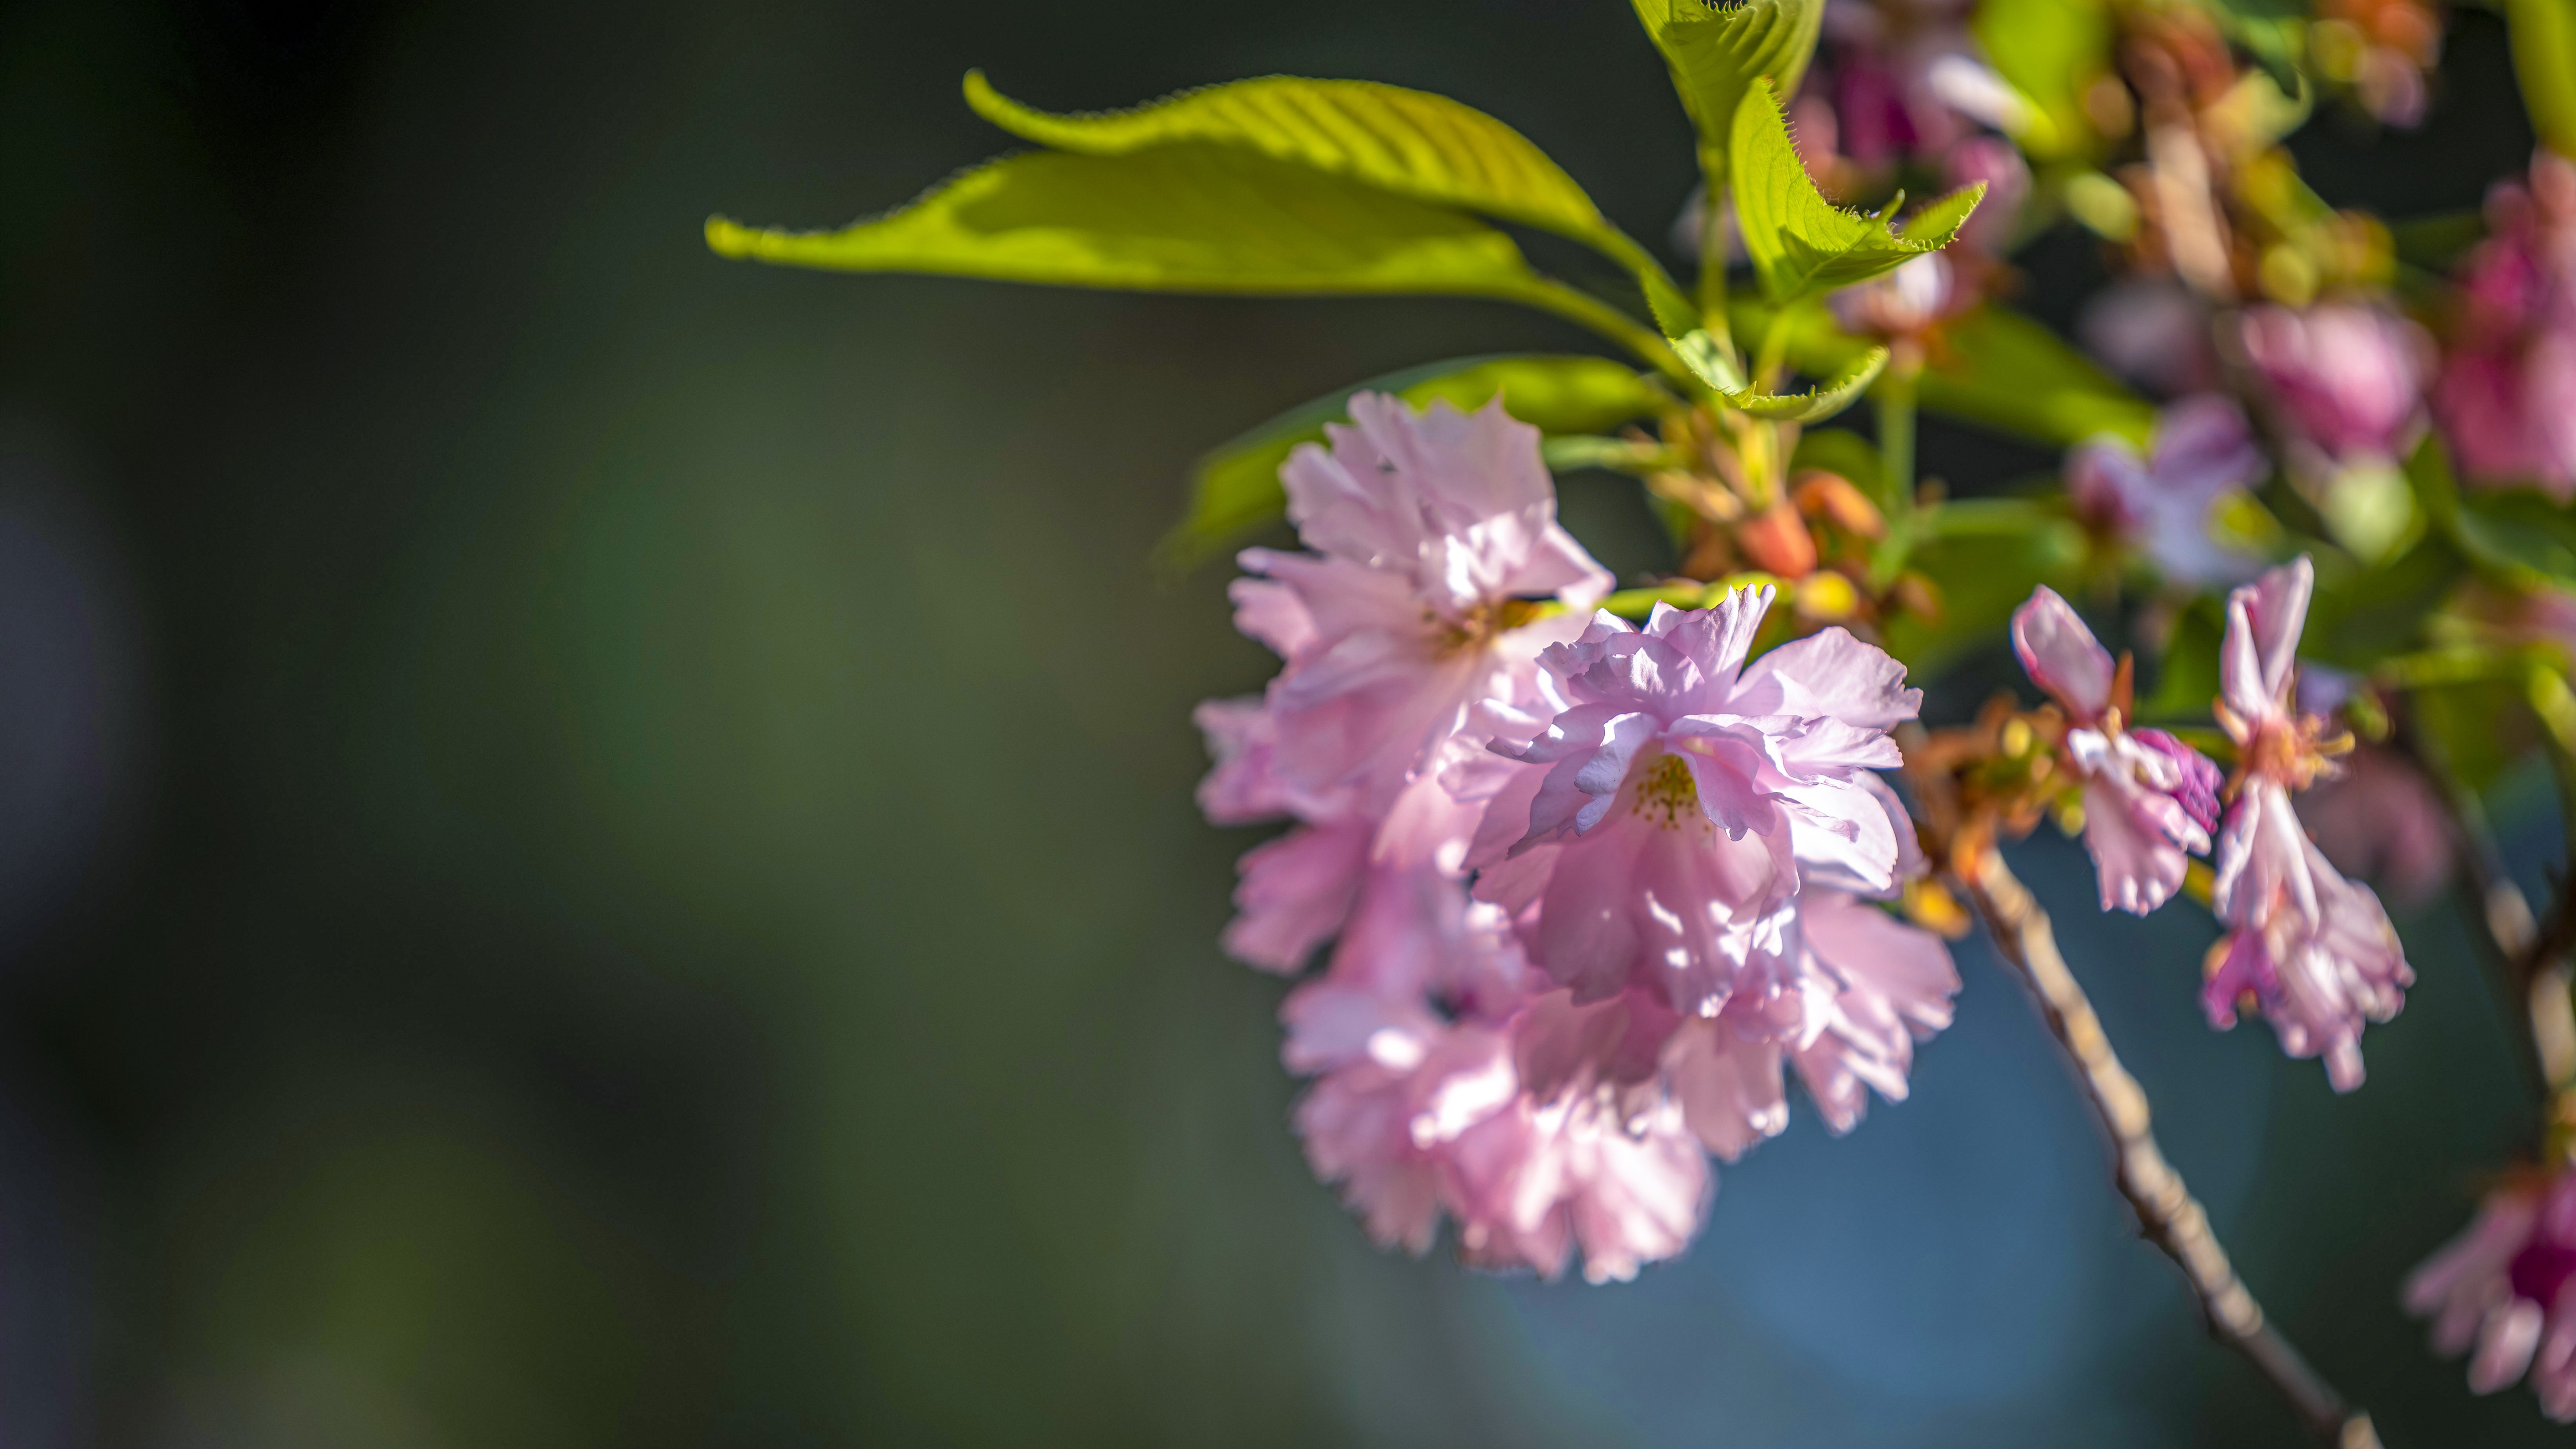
top-left (1728, 78), bottom-right (1982, 304)
top-left (1722, 345), bottom-right (1887, 422)
top-left (2508, 0), bottom-right (2576, 160)
top-left (961, 71), bottom-right (1694, 348)
top-left (1973, 0), bottom-right (2112, 159)
top-left (707, 145), bottom-right (1572, 301)
top-left (1630, 0), bottom-right (1826, 185)
top-left (966, 74), bottom-right (1593, 250)
top-left (1162, 355), bottom-right (1673, 566)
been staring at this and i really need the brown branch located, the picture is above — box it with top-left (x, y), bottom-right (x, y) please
top-left (1963, 849), bottom-right (2384, 1449)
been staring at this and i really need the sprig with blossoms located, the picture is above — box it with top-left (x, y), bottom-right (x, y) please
top-left (714, 0), bottom-right (2576, 1436)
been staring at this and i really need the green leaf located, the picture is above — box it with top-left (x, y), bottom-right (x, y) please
top-left (1729, 299), bottom-right (2151, 446)
top-left (1669, 329), bottom-right (1748, 391)
top-left (961, 72), bottom-right (1698, 354)
top-left (1723, 345), bottom-right (1888, 422)
top-left (1727, 78), bottom-right (1982, 304)
top-left (1629, 0), bottom-right (1826, 186)
top-left (705, 144), bottom-right (1587, 301)
top-left (1972, 0), bottom-right (2112, 159)
top-left (2509, 0), bottom-right (2576, 160)
top-left (1918, 306), bottom-right (2154, 447)
top-left (2408, 432), bottom-right (2576, 587)
top-left (1880, 505), bottom-right (2086, 679)
top-left (2457, 490), bottom-right (2576, 585)
top-left (2301, 533), bottom-right (2468, 670)
top-left (962, 73), bottom-right (1632, 266)
top-left (1161, 355), bottom-right (1672, 566)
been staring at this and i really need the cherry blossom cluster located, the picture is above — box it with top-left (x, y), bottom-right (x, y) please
top-left (1198, 393), bottom-right (1959, 1282)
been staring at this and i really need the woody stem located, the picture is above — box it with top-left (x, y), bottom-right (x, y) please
top-left (1961, 849), bottom-right (2384, 1448)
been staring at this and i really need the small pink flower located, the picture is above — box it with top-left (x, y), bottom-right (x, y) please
top-left (2205, 558), bottom-right (2412, 1091)
top-left (2432, 153), bottom-right (2576, 499)
top-left (2406, 1169), bottom-right (2576, 1420)
top-left (2011, 587), bottom-right (2221, 914)
top-left (2067, 396), bottom-right (2270, 588)
top-left (1467, 588), bottom-right (1922, 1015)
top-left (2233, 303), bottom-right (2432, 464)
top-left (1236, 393), bottom-right (1612, 810)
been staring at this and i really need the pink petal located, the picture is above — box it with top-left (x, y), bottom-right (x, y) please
top-left (2010, 586), bottom-right (2116, 718)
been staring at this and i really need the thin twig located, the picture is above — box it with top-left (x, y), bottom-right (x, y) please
top-left (1963, 849), bottom-right (2384, 1449)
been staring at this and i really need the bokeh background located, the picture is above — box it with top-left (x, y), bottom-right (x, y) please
top-left (0, 0), bottom-right (2565, 1442)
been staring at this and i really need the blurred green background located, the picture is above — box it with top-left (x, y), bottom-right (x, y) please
top-left (0, 0), bottom-right (2564, 1443)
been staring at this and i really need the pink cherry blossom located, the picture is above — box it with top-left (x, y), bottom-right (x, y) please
top-left (1285, 936), bottom-right (1715, 1284)
top-left (2432, 153), bottom-right (2576, 499)
top-left (1665, 888), bottom-right (1962, 1156)
top-left (1467, 587), bottom-right (1922, 1015)
top-left (1235, 392), bottom-right (1612, 811)
top-left (2406, 1169), bottom-right (2576, 1420)
top-left (2066, 396), bottom-right (2271, 588)
top-left (2205, 557), bottom-right (2412, 1091)
top-left (2010, 587), bottom-right (2221, 914)
top-left (2233, 303), bottom-right (2432, 464)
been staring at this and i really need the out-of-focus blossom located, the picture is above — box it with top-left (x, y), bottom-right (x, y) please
top-left (2310, 0), bottom-right (2443, 128)
top-left (1830, 253), bottom-right (1962, 342)
top-left (2204, 557), bottom-right (2412, 1091)
top-left (2432, 153), bottom-right (2576, 499)
top-left (2067, 395), bottom-right (2270, 588)
top-left (2233, 302), bottom-right (2432, 560)
top-left (1467, 587), bottom-right (1922, 1014)
top-left (1945, 134), bottom-right (2032, 255)
top-left (2295, 743), bottom-right (2456, 906)
top-left (2081, 279), bottom-right (2220, 395)
top-left (1235, 393), bottom-right (1612, 810)
top-left (1817, 0), bottom-right (2011, 169)
top-left (2234, 303), bottom-right (2432, 464)
top-left (2011, 588), bottom-right (2222, 913)
top-left (2406, 1167), bottom-right (2576, 1420)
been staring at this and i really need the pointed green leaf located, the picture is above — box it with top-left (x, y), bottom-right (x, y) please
top-left (1629, 0), bottom-right (1825, 185)
top-left (1669, 329), bottom-right (1749, 392)
top-left (1973, 0), bottom-right (2113, 159)
top-left (961, 72), bottom-right (1694, 354)
top-left (2509, 0), bottom-right (2576, 162)
top-left (1722, 344), bottom-right (1886, 422)
top-left (1728, 78), bottom-right (1982, 304)
top-left (963, 73), bottom-right (1603, 253)
top-left (708, 145), bottom-right (1572, 303)
top-left (1162, 355), bottom-right (1673, 566)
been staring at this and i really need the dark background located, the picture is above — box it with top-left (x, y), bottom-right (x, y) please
top-left (0, 0), bottom-right (2559, 1442)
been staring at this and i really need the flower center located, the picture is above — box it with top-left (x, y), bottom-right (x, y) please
top-left (2219, 695), bottom-right (2352, 795)
top-left (1632, 752), bottom-right (1700, 829)
top-left (2511, 1236), bottom-right (2576, 1308)
top-left (1436, 596), bottom-right (1551, 655)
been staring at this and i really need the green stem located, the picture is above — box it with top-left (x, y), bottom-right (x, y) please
top-left (1875, 368), bottom-right (1918, 514)
top-left (1697, 157), bottom-right (1732, 315)
top-left (1864, 364), bottom-right (1921, 587)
